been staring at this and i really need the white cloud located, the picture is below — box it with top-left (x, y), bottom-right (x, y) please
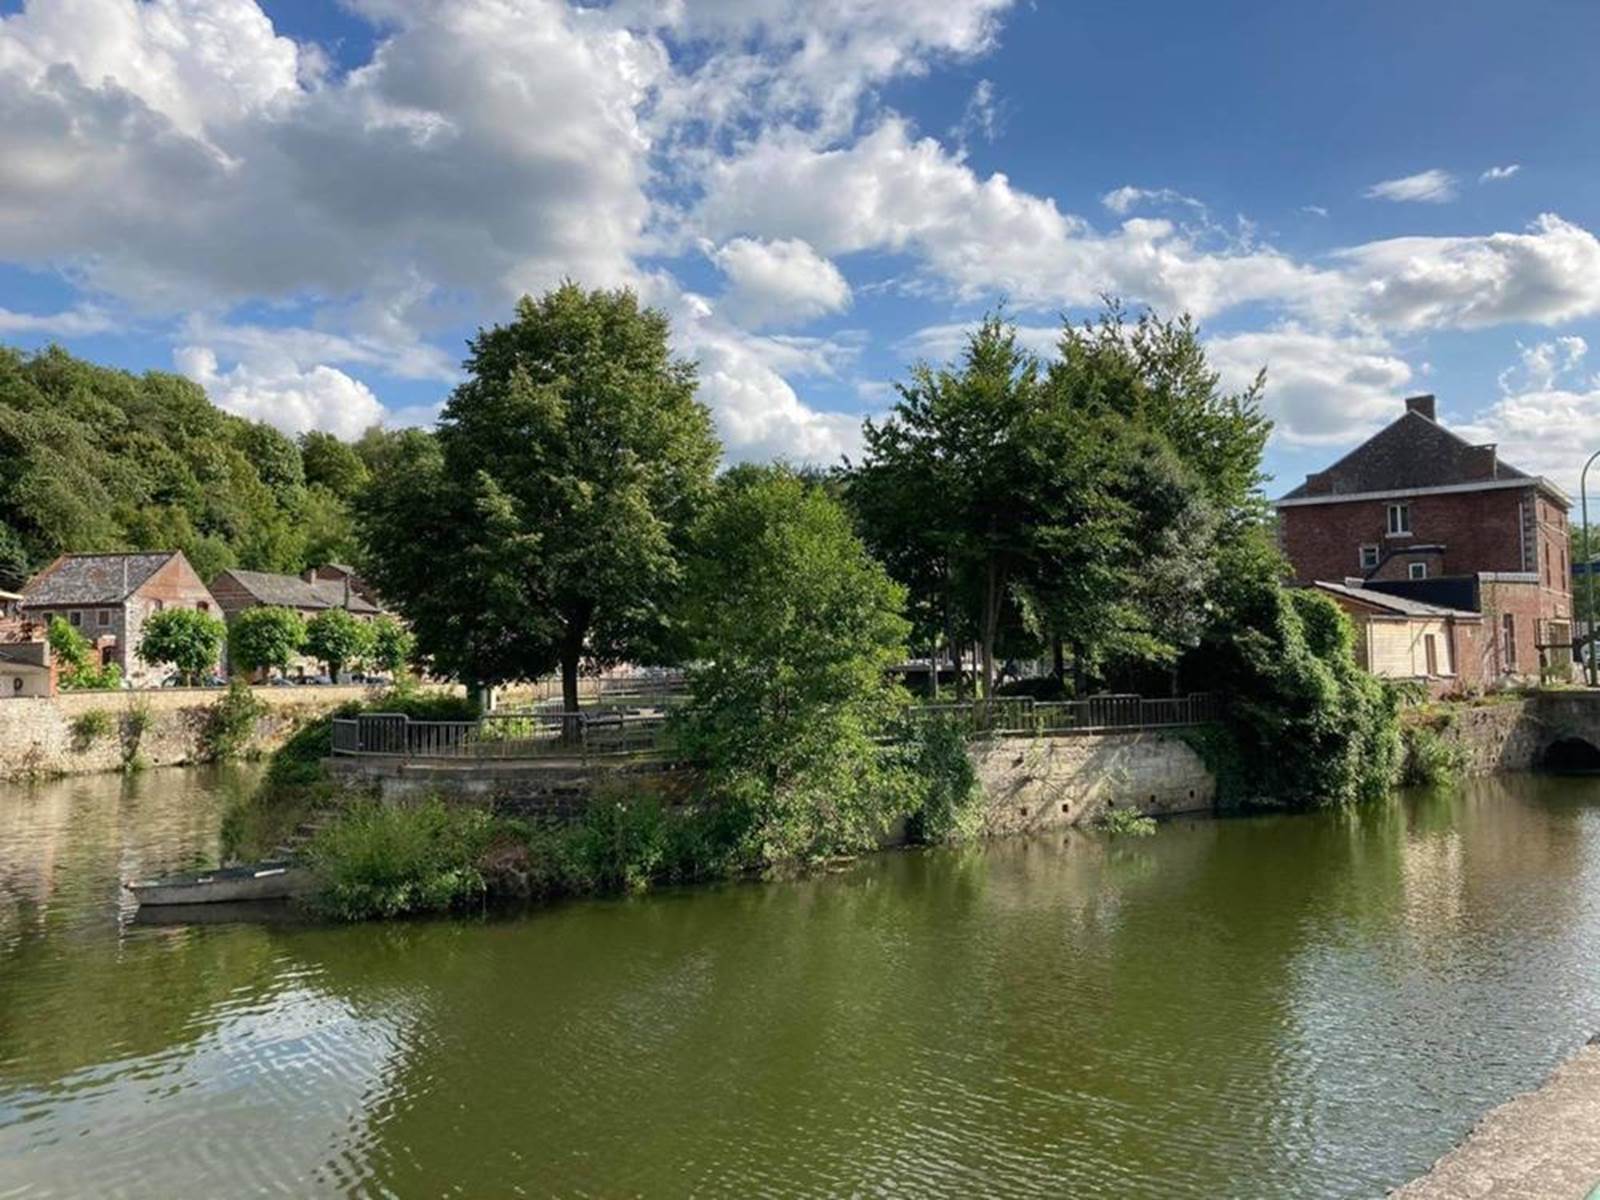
top-left (1364, 168), bottom-right (1458, 204)
top-left (1480, 164), bottom-right (1521, 183)
top-left (1455, 341), bottom-right (1599, 496)
top-left (1301, 205), bottom-right (1329, 218)
top-left (1101, 186), bottom-right (1206, 217)
top-left (695, 120), bottom-right (1324, 318)
top-left (951, 78), bottom-right (1003, 148)
top-left (0, 304), bottom-right (115, 336)
top-left (1206, 327), bottom-right (1414, 447)
top-left (178, 315), bottom-right (458, 382)
top-left (174, 344), bottom-right (386, 438)
top-left (711, 237), bottom-right (851, 328)
top-left (1332, 214), bottom-right (1600, 330)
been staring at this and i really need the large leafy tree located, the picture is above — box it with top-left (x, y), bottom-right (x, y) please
top-left (676, 465), bottom-right (913, 862)
top-left (228, 606), bottom-right (307, 678)
top-left (137, 608), bottom-right (226, 684)
top-left (304, 608), bottom-right (373, 680)
top-left (358, 284), bottom-right (720, 710)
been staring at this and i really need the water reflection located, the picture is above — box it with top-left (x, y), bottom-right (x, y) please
top-left (1, 771), bottom-right (1600, 1198)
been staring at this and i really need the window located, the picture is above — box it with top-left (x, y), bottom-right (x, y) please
top-left (1502, 613), bottom-right (1518, 670)
top-left (197, 601), bottom-right (209, 613)
top-left (1409, 562), bottom-right (1428, 580)
top-left (1359, 544), bottom-right (1380, 569)
top-left (1387, 503), bottom-right (1412, 535)
top-left (68, 610), bottom-right (81, 627)
top-left (151, 599), bottom-right (163, 613)
top-left (1424, 634), bottom-right (1439, 677)
top-left (97, 610), bottom-right (110, 627)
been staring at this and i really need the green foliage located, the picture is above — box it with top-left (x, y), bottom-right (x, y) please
top-left (137, 607), bottom-right (225, 683)
top-left (1097, 807), bottom-right (1157, 837)
top-left (357, 284), bottom-right (720, 709)
top-left (47, 616), bottom-right (123, 689)
top-left (675, 465), bottom-right (914, 863)
top-left (299, 431), bottom-right (370, 501)
top-left (0, 345), bottom-right (370, 579)
top-left (201, 680), bottom-right (269, 762)
top-left (1189, 575), bottom-right (1403, 809)
top-left (303, 607), bottom-right (372, 679)
top-left (121, 700), bottom-right (152, 770)
top-left (367, 615), bottom-right (414, 675)
top-left (307, 798), bottom-right (492, 920)
top-left (899, 713), bottom-right (984, 844)
top-left (227, 606), bottom-right (306, 677)
top-left (1401, 720), bottom-right (1466, 787)
top-left (68, 708), bottom-right (114, 749)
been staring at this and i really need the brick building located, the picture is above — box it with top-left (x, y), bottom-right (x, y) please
top-left (1277, 394), bottom-right (1572, 686)
top-left (209, 565), bottom-right (385, 680)
top-left (19, 551), bottom-right (220, 687)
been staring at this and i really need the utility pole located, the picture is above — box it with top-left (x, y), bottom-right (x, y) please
top-left (1582, 450), bottom-right (1600, 687)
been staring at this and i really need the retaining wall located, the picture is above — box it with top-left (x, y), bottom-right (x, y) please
top-left (0, 686), bottom-right (449, 780)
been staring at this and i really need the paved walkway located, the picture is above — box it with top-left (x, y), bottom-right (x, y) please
top-left (1392, 1039), bottom-right (1600, 1199)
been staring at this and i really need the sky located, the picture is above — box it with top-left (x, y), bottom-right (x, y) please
top-left (3, 0), bottom-right (1600, 499)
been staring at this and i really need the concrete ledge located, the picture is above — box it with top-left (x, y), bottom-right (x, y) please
top-left (1390, 1041), bottom-right (1600, 1199)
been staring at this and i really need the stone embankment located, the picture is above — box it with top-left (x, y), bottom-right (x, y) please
top-left (0, 686), bottom-right (445, 780)
top-left (1391, 1038), bottom-right (1600, 1199)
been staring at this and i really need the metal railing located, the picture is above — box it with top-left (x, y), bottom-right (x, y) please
top-left (903, 693), bottom-right (1220, 736)
top-left (331, 710), bottom-right (669, 764)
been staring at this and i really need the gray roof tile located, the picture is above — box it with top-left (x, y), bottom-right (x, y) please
top-left (22, 553), bottom-right (176, 607)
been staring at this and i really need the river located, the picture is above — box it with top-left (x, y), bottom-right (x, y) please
top-left (2, 767), bottom-right (1600, 1198)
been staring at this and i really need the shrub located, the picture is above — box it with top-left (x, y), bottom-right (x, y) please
top-left (121, 700), bottom-right (152, 769)
top-left (307, 797), bottom-right (493, 920)
top-left (900, 713), bottom-right (984, 844)
top-left (69, 707), bottom-right (114, 749)
top-left (1401, 720), bottom-right (1465, 787)
top-left (994, 675), bottom-right (1071, 700)
top-left (1097, 806), bottom-right (1157, 837)
top-left (201, 680), bottom-right (269, 761)
top-left (137, 607), bottom-right (225, 684)
top-left (304, 608), bottom-right (373, 679)
top-left (228, 606), bottom-right (306, 678)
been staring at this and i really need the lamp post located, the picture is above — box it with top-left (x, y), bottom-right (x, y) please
top-left (1583, 450), bottom-right (1600, 687)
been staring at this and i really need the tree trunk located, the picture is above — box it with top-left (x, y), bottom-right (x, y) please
top-left (979, 557), bottom-right (1003, 702)
top-left (559, 610), bottom-right (588, 744)
top-left (1052, 636), bottom-right (1065, 682)
top-left (1071, 638), bottom-right (1087, 698)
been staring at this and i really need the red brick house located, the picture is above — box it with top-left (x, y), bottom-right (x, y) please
top-left (1277, 394), bottom-right (1572, 685)
top-left (19, 551), bottom-right (220, 687)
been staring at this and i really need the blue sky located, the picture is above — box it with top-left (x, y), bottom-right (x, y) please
top-left (3, 0), bottom-right (1600, 498)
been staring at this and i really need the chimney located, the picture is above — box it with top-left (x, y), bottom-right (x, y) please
top-left (1465, 443), bottom-right (1498, 481)
top-left (1404, 394), bottom-right (1437, 421)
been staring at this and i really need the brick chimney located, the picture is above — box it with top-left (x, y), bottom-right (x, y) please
top-left (1465, 443), bottom-right (1498, 480)
top-left (1404, 394), bottom-right (1437, 421)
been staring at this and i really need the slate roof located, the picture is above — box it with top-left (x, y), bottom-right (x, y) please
top-left (221, 568), bottom-right (381, 614)
top-left (21, 552), bottom-right (176, 607)
top-left (1312, 580), bottom-right (1479, 619)
top-left (1279, 408), bottom-right (1535, 501)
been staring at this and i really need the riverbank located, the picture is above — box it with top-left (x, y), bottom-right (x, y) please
top-left (1392, 1038), bottom-right (1600, 1199)
top-left (0, 685), bottom-right (460, 780)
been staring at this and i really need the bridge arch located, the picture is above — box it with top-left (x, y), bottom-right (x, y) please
top-left (1541, 736), bottom-right (1600, 771)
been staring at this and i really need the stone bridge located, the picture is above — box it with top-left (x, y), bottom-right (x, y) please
top-left (1443, 692), bottom-right (1600, 773)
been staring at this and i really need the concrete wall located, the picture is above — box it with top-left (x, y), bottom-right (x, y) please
top-left (0, 685), bottom-right (416, 780)
top-left (970, 732), bottom-right (1216, 835)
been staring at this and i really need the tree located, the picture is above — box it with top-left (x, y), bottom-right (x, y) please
top-left (367, 616), bottom-right (415, 676)
top-left (228, 606), bottom-right (307, 679)
top-left (46, 615), bottom-right (90, 675)
top-left (299, 431), bottom-right (370, 501)
top-left (358, 284), bottom-right (720, 711)
top-left (137, 607), bottom-right (225, 684)
top-left (304, 608), bottom-right (373, 680)
top-left (675, 466), bottom-right (913, 862)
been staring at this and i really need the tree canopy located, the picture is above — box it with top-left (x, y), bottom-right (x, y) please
top-left (0, 345), bottom-right (376, 585)
top-left (304, 608), bottom-right (372, 680)
top-left (358, 283), bottom-right (721, 709)
top-left (227, 606), bottom-right (307, 677)
top-left (137, 608), bottom-right (226, 684)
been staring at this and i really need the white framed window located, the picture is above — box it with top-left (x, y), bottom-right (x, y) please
top-left (1409, 562), bottom-right (1428, 580)
top-left (1359, 544), bottom-right (1380, 569)
top-left (1387, 503), bottom-right (1412, 536)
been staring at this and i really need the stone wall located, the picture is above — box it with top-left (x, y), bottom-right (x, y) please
top-left (0, 685), bottom-right (414, 780)
top-left (970, 731), bottom-right (1216, 835)
top-left (1426, 698), bottom-right (1544, 775)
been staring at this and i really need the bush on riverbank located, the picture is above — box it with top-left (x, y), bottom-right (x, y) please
top-left (306, 798), bottom-right (493, 920)
top-left (1400, 715), bottom-right (1465, 787)
top-left (1188, 570), bottom-right (1403, 809)
top-left (900, 713), bottom-right (984, 844)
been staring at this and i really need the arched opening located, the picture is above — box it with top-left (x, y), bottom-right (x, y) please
top-left (1542, 737), bottom-right (1600, 772)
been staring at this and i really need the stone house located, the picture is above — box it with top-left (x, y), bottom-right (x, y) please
top-left (0, 641), bottom-right (54, 697)
top-left (19, 551), bottom-right (220, 688)
top-left (209, 566), bottom-right (385, 679)
top-left (1277, 394), bottom-right (1573, 684)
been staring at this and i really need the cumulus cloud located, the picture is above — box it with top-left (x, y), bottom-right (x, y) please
top-left (1333, 214), bottom-right (1600, 330)
top-left (1364, 168), bottom-right (1458, 204)
top-left (1480, 164), bottom-right (1521, 183)
top-left (711, 237), bottom-right (851, 328)
top-left (174, 345), bottom-right (387, 439)
top-left (1206, 327), bottom-right (1414, 446)
top-left (1455, 338), bottom-right (1599, 494)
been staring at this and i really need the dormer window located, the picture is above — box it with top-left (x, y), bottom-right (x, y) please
top-left (1359, 544), bottom-right (1379, 569)
top-left (1387, 503), bottom-right (1411, 536)
top-left (1409, 562), bottom-right (1428, 580)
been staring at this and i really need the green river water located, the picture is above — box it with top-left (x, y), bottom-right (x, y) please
top-left (3, 766), bottom-right (1600, 1198)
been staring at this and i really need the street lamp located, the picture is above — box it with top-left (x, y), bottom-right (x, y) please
top-left (1583, 449), bottom-right (1600, 687)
